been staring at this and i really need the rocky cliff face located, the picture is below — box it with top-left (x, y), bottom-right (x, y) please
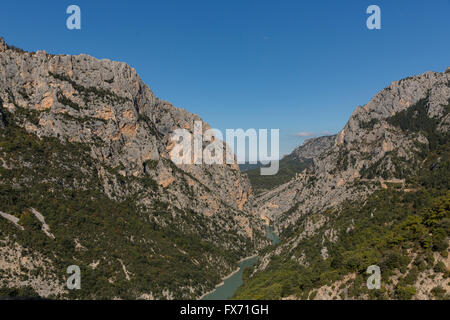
top-left (258, 69), bottom-right (450, 231)
top-left (0, 37), bottom-right (266, 299)
top-left (289, 135), bottom-right (336, 161)
top-left (235, 69), bottom-right (449, 300)
top-left (0, 37), bottom-right (254, 215)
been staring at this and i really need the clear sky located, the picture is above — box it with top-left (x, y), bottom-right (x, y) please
top-left (1, 0), bottom-right (449, 155)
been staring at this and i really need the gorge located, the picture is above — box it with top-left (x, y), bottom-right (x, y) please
top-left (0, 37), bottom-right (448, 300)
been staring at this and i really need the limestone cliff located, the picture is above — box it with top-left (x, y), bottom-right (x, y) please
top-left (258, 69), bottom-right (449, 231)
top-left (0, 37), bottom-right (266, 299)
top-left (236, 68), bottom-right (449, 300)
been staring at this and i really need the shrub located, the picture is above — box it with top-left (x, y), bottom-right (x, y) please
top-left (396, 285), bottom-right (416, 300)
top-left (430, 286), bottom-right (446, 299)
top-left (434, 261), bottom-right (447, 274)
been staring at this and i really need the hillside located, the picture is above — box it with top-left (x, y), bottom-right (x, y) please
top-left (243, 135), bottom-right (336, 195)
top-left (235, 69), bottom-right (450, 300)
top-left (0, 38), bottom-right (268, 299)
top-left (0, 36), bottom-right (448, 300)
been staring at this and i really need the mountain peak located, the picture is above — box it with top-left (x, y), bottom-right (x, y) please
top-left (0, 40), bottom-right (267, 299)
top-left (290, 135), bottom-right (336, 161)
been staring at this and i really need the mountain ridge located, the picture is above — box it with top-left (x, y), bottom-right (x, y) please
top-left (257, 68), bottom-right (449, 231)
top-left (235, 68), bottom-right (450, 300)
top-left (0, 37), bottom-right (268, 299)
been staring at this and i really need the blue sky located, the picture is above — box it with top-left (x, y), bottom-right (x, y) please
top-left (1, 0), bottom-right (449, 155)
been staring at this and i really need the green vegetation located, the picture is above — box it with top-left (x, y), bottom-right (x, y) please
top-left (245, 157), bottom-right (312, 194)
top-left (56, 91), bottom-right (81, 111)
top-left (235, 190), bottom-right (449, 300)
top-left (137, 113), bottom-right (161, 138)
top-left (13, 105), bottom-right (43, 126)
top-left (234, 137), bottom-right (449, 300)
top-left (360, 97), bottom-right (449, 181)
top-left (0, 286), bottom-right (40, 299)
top-left (387, 97), bottom-right (449, 151)
top-left (431, 286), bottom-right (447, 299)
top-left (0, 110), bottom-right (253, 299)
top-left (49, 72), bottom-right (131, 105)
top-left (5, 44), bottom-right (27, 53)
top-left (359, 118), bottom-right (379, 130)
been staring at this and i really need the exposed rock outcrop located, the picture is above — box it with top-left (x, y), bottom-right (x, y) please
top-left (289, 135), bottom-right (336, 161)
top-left (235, 68), bottom-right (449, 301)
top-left (258, 69), bottom-right (450, 230)
top-left (0, 37), bottom-right (267, 299)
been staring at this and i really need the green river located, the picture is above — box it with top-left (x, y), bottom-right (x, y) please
top-left (201, 226), bottom-right (280, 300)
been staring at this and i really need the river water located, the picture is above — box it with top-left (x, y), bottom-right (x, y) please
top-left (201, 226), bottom-right (280, 300)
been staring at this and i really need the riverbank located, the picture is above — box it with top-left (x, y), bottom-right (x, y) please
top-left (198, 226), bottom-right (280, 300)
top-left (198, 254), bottom-right (258, 300)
